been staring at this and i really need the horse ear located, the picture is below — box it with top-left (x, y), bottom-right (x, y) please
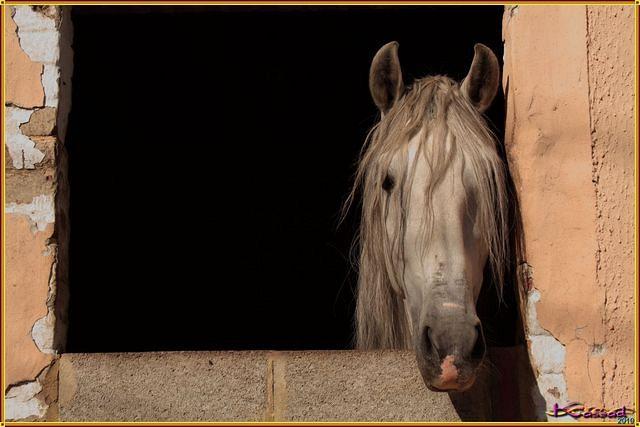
top-left (370, 42), bottom-right (404, 114)
top-left (461, 43), bottom-right (500, 113)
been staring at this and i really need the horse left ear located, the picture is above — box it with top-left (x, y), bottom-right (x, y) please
top-left (461, 44), bottom-right (500, 113)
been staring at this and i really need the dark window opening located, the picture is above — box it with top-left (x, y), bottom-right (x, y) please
top-left (66, 6), bottom-right (508, 352)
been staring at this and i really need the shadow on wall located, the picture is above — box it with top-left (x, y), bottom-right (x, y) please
top-left (448, 346), bottom-right (547, 421)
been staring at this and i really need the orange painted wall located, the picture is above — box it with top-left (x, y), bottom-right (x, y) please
top-left (4, 6), bottom-right (72, 421)
top-left (503, 5), bottom-right (635, 410)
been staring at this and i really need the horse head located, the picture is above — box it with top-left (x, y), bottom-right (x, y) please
top-left (351, 42), bottom-right (507, 392)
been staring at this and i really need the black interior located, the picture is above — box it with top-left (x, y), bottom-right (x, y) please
top-left (66, 6), bottom-right (510, 352)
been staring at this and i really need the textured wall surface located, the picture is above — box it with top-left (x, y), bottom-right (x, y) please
top-left (58, 351), bottom-right (461, 422)
top-left (4, 5), bottom-right (72, 421)
top-left (503, 4), bottom-right (635, 415)
top-left (586, 6), bottom-right (635, 409)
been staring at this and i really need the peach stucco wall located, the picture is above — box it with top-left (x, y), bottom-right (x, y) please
top-left (4, 6), bottom-right (72, 421)
top-left (503, 5), bottom-right (635, 411)
top-left (586, 6), bottom-right (635, 408)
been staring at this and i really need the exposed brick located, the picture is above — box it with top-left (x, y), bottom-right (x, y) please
top-left (5, 134), bottom-right (57, 172)
top-left (5, 168), bottom-right (56, 204)
top-left (30, 136), bottom-right (57, 168)
top-left (20, 107), bottom-right (57, 136)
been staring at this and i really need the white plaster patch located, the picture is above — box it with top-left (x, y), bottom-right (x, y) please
top-left (530, 335), bottom-right (566, 374)
top-left (13, 6), bottom-right (61, 110)
top-left (32, 312), bottom-right (56, 355)
top-left (536, 374), bottom-right (575, 422)
top-left (6, 107), bottom-right (44, 169)
top-left (6, 381), bottom-right (46, 420)
top-left (42, 64), bottom-right (60, 107)
top-left (526, 288), bottom-right (547, 336)
top-left (5, 195), bottom-right (55, 232)
top-left (32, 258), bottom-right (57, 355)
top-left (12, 6), bottom-right (59, 64)
top-left (526, 288), bottom-right (571, 420)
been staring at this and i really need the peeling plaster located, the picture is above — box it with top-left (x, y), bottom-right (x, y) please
top-left (42, 65), bottom-right (60, 107)
top-left (12, 6), bottom-right (61, 108)
top-left (32, 256), bottom-right (57, 355)
top-left (5, 195), bottom-right (55, 232)
top-left (527, 289), bottom-right (571, 420)
top-left (5, 7), bottom-right (45, 108)
top-left (6, 107), bottom-right (45, 169)
top-left (5, 6), bottom-right (71, 421)
top-left (530, 335), bottom-right (566, 375)
top-left (13, 7), bottom-right (59, 64)
top-left (32, 313), bottom-right (56, 355)
top-left (6, 381), bottom-right (47, 420)
top-left (502, 6), bottom-right (610, 412)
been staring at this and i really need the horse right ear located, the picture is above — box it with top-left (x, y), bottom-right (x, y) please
top-left (461, 44), bottom-right (500, 113)
top-left (369, 42), bottom-right (404, 115)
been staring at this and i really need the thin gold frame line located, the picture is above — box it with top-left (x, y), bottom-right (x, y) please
top-left (0, 2), bottom-right (637, 426)
top-left (3, 1), bottom-right (638, 5)
top-left (2, 4), bottom-right (6, 423)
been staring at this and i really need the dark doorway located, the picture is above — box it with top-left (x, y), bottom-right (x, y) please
top-left (66, 6), bottom-right (506, 352)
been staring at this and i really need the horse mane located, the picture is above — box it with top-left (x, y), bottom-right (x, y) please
top-left (344, 75), bottom-right (510, 350)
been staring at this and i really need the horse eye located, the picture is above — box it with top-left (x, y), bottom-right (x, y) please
top-left (382, 174), bottom-right (395, 192)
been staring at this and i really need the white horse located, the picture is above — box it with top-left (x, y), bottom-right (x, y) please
top-left (348, 42), bottom-right (509, 392)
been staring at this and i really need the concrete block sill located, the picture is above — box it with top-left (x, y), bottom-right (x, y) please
top-left (57, 350), bottom-right (463, 422)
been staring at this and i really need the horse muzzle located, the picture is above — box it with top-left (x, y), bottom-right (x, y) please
top-left (415, 319), bottom-right (486, 392)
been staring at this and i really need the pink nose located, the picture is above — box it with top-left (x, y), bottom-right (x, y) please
top-left (434, 355), bottom-right (459, 389)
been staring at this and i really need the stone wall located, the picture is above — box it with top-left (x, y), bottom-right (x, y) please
top-left (4, 5), bottom-right (72, 421)
top-left (503, 4), bottom-right (635, 415)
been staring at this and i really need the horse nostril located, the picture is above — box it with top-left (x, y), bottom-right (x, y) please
top-left (423, 327), bottom-right (439, 356)
top-left (471, 323), bottom-right (485, 360)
